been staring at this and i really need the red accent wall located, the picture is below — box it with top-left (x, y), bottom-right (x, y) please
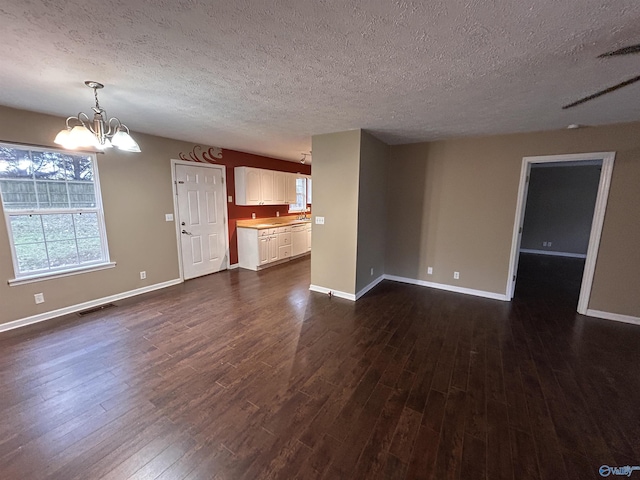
top-left (182, 148), bottom-right (311, 265)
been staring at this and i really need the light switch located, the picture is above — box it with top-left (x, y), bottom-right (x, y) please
top-left (165, 213), bottom-right (174, 222)
top-left (315, 216), bottom-right (325, 225)
top-left (228, 196), bottom-right (233, 203)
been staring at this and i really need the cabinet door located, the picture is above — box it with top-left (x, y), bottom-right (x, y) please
top-left (285, 173), bottom-right (297, 204)
top-left (259, 236), bottom-right (270, 265)
top-left (260, 170), bottom-right (275, 204)
top-left (246, 168), bottom-right (262, 205)
top-left (273, 171), bottom-right (287, 204)
top-left (268, 235), bottom-right (279, 262)
top-left (307, 226), bottom-right (312, 251)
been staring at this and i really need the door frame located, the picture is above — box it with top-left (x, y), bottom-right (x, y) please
top-left (506, 151), bottom-right (615, 314)
top-left (171, 159), bottom-right (230, 281)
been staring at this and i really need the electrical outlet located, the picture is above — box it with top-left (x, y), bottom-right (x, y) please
top-left (34, 293), bottom-right (44, 304)
top-left (315, 216), bottom-right (324, 225)
top-left (140, 271), bottom-right (146, 280)
top-left (454, 271), bottom-right (460, 280)
top-left (542, 241), bottom-right (547, 247)
top-left (427, 266), bottom-right (433, 275)
top-left (370, 267), bottom-right (374, 276)
top-left (547, 241), bottom-right (552, 247)
top-left (165, 213), bottom-right (174, 222)
top-left (252, 213), bottom-right (256, 219)
top-left (228, 196), bottom-right (233, 203)
top-left (276, 211), bottom-right (280, 217)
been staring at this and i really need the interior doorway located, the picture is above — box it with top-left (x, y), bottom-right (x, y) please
top-left (506, 152), bottom-right (615, 315)
top-left (171, 160), bottom-right (230, 280)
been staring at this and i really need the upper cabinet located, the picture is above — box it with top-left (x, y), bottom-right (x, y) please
top-left (235, 167), bottom-right (300, 206)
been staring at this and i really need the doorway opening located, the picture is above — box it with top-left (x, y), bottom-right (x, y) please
top-left (506, 152), bottom-right (615, 315)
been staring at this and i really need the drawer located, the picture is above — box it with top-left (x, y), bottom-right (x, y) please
top-left (278, 245), bottom-right (291, 259)
top-left (278, 232), bottom-right (291, 247)
top-left (259, 228), bottom-right (277, 236)
top-left (291, 224), bottom-right (307, 232)
top-left (276, 226), bottom-right (292, 233)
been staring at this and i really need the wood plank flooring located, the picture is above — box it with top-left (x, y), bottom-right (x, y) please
top-left (1, 254), bottom-right (639, 479)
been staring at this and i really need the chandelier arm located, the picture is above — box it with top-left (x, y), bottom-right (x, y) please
top-left (76, 112), bottom-right (94, 133)
top-left (106, 117), bottom-right (123, 137)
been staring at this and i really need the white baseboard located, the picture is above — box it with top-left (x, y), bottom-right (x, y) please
top-left (520, 249), bottom-right (587, 259)
top-left (356, 275), bottom-right (385, 300)
top-left (0, 278), bottom-right (183, 333)
top-left (585, 309), bottom-right (640, 326)
top-left (228, 263), bottom-right (239, 270)
top-left (383, 275), bottom-right (509, 301)
top-left (309, 284), bottom-right (356, 301)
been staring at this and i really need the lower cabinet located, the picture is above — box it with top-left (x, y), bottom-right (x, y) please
top-left (238, 224), bottom-right (307, 271)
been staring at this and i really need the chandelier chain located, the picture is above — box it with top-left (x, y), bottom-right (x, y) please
top-left (93, 87), bottom-right (101, 110)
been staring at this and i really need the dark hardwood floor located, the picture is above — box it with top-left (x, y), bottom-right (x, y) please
top-left (1, 254), bottom-right (639, 479)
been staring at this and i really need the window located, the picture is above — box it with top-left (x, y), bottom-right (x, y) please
top-left (0, 143), bottom-right (111, 283)
top-left (288, 177), bottom-right (307, 212)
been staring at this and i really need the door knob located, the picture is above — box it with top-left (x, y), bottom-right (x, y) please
top-left (181, 229), bottom-right (193, 235)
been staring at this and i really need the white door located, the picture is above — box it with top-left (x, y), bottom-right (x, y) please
top-left (176, 163), bottom-right (227, 279)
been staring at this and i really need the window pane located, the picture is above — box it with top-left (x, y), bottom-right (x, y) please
top-left (14, 242), bottom-right (49, 272)
top-left (9, 215), bottom-right (44, 244)
top-left (68, 182), bottom-right (96, 207)
top-left (68, 156), bottom-right (94, 181)
top-left (77, 237), bottom-right (102, 263)
top-left (42, 214), bottom-right (75, 241)
top-left (0, 147), bottom-right (33, 178)
top-left (36, 181), bottom-right (70, 209)
top-left (1, 179), bottom-right (38, 209)
top-left (31, 151), bottom-right (69, 180)
top-left (46, 240), bottom-right (79, 268)
top-left (73, 213), bottom-right (99, 238)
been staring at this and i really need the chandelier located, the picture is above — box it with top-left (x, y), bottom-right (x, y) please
top-left (54, 81), bottom-right (141, 152)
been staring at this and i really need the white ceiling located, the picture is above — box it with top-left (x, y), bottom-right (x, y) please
top-left (0, 0), bottom-right (639, 162)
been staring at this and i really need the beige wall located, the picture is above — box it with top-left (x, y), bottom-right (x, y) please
top-left (385, 121), bottom-right (640, 317)
top-left (355, 131), bottom-right (388, 292)
top-left (310, 130), bottom-right (361, 295)
top-left (0, 106), bottom-right (203, 326)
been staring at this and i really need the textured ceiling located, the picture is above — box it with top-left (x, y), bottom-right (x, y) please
top-left (0, 0), bottom-right (639, 162)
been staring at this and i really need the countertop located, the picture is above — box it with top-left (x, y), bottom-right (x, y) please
top-left (236, 216), bottom-right (312, 230)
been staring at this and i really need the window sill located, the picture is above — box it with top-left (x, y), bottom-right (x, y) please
top-left (8, 262), bottom-right (117, 286)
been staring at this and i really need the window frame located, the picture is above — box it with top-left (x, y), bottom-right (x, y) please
top-left (0, 142), bottom-right (114, 285)
top-left (288, 177), bottom-right (307, 213)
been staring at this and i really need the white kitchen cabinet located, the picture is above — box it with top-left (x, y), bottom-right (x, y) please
top-left (267, 234), bottom-right (278, 263)
top-left (274, 172), bottom-right (287, 204)
top-left (260, 169), bottom-right (274, 204)
top-left (285, 173), bottom-right (297, 204)
top-left (238, 225), bottom-right (302, 270)
top-left (234, 167), bottom-right (262, 206)
top-left (235, 167), bottom-right (298, 206)
top-left (258, 236), bottom-right (269, 265)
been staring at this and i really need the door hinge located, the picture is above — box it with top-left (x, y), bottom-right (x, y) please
top-left (221, 177), bottom-right (224, 184)
top-left (526, 175), bottom-right (529, 183)
top-left (519, 226), bottom-right (522, 234)
top-left (513, 275), bottom-right (516, 281)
